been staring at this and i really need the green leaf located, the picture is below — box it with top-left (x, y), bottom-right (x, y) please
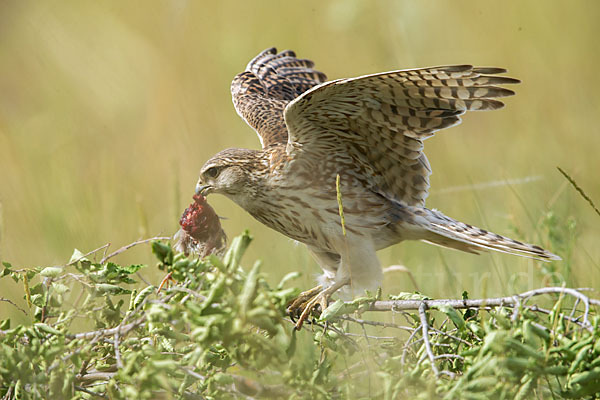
top-left (119, 263), bottom-right (146, 274)
top-left (51, 283), bottom-right (70, 295)
top-left (389, 292), bottom-right (431, 301)
top-left (239, 261), bottom-right (261, 316)
top-left (223, 230), bottom-right (252, 271)
top-left (69, 248), bottom-right (87, 264)
top-left (34, 323), bottom-right (63, 336)
top-left (277, 271), bottom-right (301, 290)
top-left (40, 267), bottom-right (63, 278)
top-left (2, 261), bottom-right (12, 276)
top-left (152, 241), bottom-right (173, 265)
top-left (435, 304), bottom-right (465, 330)
top-left (319, 299), bottom-right (362, 321)
top-left (95, 284), bottom-right (131, 295)
top-left (132, 285), bottom-right (155, 310)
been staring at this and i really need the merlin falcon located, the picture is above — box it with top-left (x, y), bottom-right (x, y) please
top-left (195, 48), bottom-right (560, 326)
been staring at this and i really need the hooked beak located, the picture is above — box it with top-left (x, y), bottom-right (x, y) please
top-left (195, 182), bottom-right (213, 196)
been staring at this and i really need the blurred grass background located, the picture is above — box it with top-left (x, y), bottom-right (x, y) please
top-left (1, 1), bottom-right (599, 321)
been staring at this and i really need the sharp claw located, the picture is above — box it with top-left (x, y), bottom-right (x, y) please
top-left (287, 279), bottom-right (351, 330)
top-left (157, 272), bottom-right (174, 294)
top-left (286, 285), bottom-right (323, 313)
top-left (290, 289), bottom-right (330, 330)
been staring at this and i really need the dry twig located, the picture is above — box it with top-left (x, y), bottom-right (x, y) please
top-left (365, 287), bottom-right (594, 331)
top-left (99, 236), bottom-right (171, 264)
top-left (418, 302), bottom-right (439, 377)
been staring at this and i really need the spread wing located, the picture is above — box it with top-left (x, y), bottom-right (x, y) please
top-left (231, 48), bottom-right (327, 149)
top-left (284, 66), bottom-right (520, 207)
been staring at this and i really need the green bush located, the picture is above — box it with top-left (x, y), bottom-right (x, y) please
top-left (0, 231), bottom-right (598, 399)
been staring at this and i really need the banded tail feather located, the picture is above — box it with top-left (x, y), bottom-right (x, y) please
top-left (420, 208), bottom-right (561, 261)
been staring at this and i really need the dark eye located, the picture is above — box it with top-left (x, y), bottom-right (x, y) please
top-left (204, 166), bottom-right (221, 179)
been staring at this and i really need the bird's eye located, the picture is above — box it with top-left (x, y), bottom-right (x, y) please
top-left (204, 166), bottom-right (221, 179)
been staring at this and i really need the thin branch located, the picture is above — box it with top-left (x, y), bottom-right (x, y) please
top-left (74, 385), bottom-right (108, 398)
top-left (99, 236), bottom-right (171, 264)
top-left (364, 287), bottom-right (594, 331)
top-left (434, 354), bottom-right (465, 361)
top-left (0, 297), bottom-right (28, 315)
top-left (520, 287), bottom-right (590, 327)
top-left (400, 323), bottom-right (422, 366)
top-left (339, 316), bottom-right (414, 333)
top-left (343, 332), bottom-right (397, 340)
top-left (569, 298), bottom-right (581, 315)
top-left (430, 328), bottom-right (472, 347)
top-left (511, 296), bottom-right (521, 322)
top-left (67, 243), bottom-right (110, 266)
top-left (69, 317), bottom-right (146, 341)
top-left (181, 367), bottom-right (205, 381)
top-left (166, 286), bottom-right (207, 300)
top-left (418, 302), bottom-right (439, 377)
top-left (113, 332), bottom-right (123, 369)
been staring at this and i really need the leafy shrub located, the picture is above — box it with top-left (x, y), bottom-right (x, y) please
top-left (0, 231), bottom-right (598, 399)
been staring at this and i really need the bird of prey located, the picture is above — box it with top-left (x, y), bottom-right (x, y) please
top-left (195, 48), bottom-right (560, 328)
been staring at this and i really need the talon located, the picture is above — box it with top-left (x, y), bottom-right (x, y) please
top-left (286, 285), bottom-right (323, 313)
top-left (157, 272), bottom-right (174, 294)
top-left (287, 280), bottom-right (349, 330)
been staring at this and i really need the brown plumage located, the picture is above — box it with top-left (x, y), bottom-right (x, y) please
top-left (196, 47), bottom-right (560, 305)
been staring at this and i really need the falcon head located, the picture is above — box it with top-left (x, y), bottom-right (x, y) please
top-left (196, 148), bottom-right (267, 202)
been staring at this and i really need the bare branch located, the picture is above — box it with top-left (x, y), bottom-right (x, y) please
top-left (401, 323), bottom-right (422, 366)
top-left (99, 236), bottom-right (171, 264)
top-left (74, 385), bottom-right (108, 398)
top-left (69, 317), bottom-right (146, 341)
top-left (67, 243), bottom-right (110, 266)
top-left (113, 332), bottom-right (123, 369)
top-left (430, 327), bottom-right (472, 346)
top-left (418, 303), bottom-right (439, 377)
top-left (363, 287), bottom-right (595, 331)
top-left (339, 315), bottom-right (414, 333)
top-left (0, 297), bottom-right (27, 315)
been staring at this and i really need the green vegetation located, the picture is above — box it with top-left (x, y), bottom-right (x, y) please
top-left (1, 2), bottom-right (599, 399)
top-left (1, 2), bottom-right (599, 298)
top-left (1, 231), bottom-right (598, 399)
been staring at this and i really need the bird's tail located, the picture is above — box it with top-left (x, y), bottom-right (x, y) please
top-left (412, 208), bottom-right (561, 261)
